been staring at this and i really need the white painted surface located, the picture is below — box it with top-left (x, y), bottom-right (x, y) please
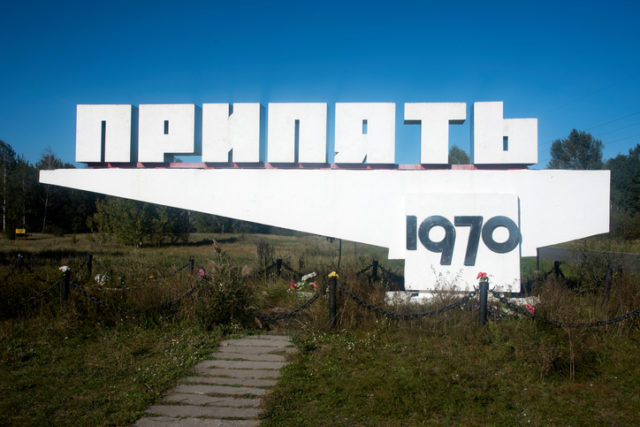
top-left (138, 104), bottom-right (198, 162)
top-left (202, 103), bottom-right (260, 163)
top-left (267, 103), bottom-right (327, 163)
top-left (334, 103), bottom-right (395, 164)
top-left (76, 105), bottom-right (133, 163)
top-left (40, 168), bottom-right (609, 291)
top-left (404, 103), bottom-right (466, 164)
top-left (403, 193), bottom-right (520, 291)
top-left (472, 102), bottom-right (537, 165)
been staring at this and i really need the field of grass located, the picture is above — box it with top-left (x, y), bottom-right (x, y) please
top-left (2, 232), bottom-right (640, 425)
top-left (558, 234), bottom-right (640, 254)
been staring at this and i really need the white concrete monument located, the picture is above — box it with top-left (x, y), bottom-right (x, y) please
top-left (42, 101), bottom-right (610, 296)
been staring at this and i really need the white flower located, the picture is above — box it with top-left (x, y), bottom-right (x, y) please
top-left (59, 265), bottom-right (70, 273)
top-left (301, 272), bottom-right (317, 281)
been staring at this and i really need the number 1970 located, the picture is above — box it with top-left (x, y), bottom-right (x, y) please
top-left (406, 215), bottom-right (521, 266)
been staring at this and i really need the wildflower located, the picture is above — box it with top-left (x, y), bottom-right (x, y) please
top-left (526, 304), bottom-right (535, 315)
top-left (198, 268), bottom-right (205, 278)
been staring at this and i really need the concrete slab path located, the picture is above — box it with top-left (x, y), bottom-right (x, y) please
top-left (135, 335), bottom-right (295, 427)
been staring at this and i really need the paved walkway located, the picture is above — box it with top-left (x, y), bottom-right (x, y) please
top-left (135, 335), bottom-right (295, 426)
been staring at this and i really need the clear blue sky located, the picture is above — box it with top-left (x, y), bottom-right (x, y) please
top-left (1, 0), bottom-right (639, 168)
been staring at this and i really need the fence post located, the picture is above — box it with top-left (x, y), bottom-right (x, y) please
top-left (536, 248), bottom-right (540, 270)
top-left (16, 253), bottom-right (24, 270)
top-left (189, 257), bottom-right (195, 274)
top-left (372, 260), bottom-right (379, 282)
top-left (86, 254), bottom-right (93, 278)
top-left (61, 270), bottom-right (70, 304)
top-left (554, 261), bottom-right (564, 278)
top-left (329, 275), bottom-right (337, 328)
top-left (276, 258), bottom-right (283, 276)
top-left (478, 281), bottom-right (488, 326)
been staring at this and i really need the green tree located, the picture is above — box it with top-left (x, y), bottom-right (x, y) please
top-left (448, 146), bottom-right (470, 164)
top-left (548, 129), bottom-right (603, 169)
top-left (91, 197), bottom-right (189, 246)
top-left (606, 144), bottom-right (640, 238)
top-left (0, 140), bottom-right (16, 233)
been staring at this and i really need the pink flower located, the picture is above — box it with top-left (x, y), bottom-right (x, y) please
top-left (289, 281), bottom-right (297, 291)
top-left (310, 282), bottom-right (317, 291)
top-left (526, 304), bottom-right (535, 315)
top-left (198, 268), bottom-right (205, 278)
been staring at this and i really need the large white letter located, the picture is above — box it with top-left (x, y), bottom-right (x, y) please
top-left (267, 103), bottom-right (327, 163)
top-left (138, 104), bottom-right (199, 163)
top-left (404, 103), bottom-right (466, 164)
top-left (335, 103), bottom-right (395, 164)
top-left (202, 103), bottom-right (260, 163)
top-left (472, 102), bottom-right (537, 165)
top-left (76, 105), bottom-right (133, 163)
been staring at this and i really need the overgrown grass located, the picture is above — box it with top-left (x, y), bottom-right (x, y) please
top-left (0, 317), bottom-right (221, 425)
top-left (3, 232), bottom-right (640, 426)
top-left (262, 323), bottom-right (640, 425)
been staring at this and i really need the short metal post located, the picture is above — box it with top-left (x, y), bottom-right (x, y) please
top-left (478, 281), bottom-right (488, 326)
top-left (189, 257), bottom-right (195, 274)
top-left (329, 276), bottom-right (337, 328)
top-left (16, 253), bottom-right (24, 269)
top-left (554, 261), bottom-right (563, 278)
top-left (276, 258), bottom-right (283, 276)
top-left (86, 254), bottom-right (93, 277)
top-left (61, 270), bottom-right (70, 303)
top-left (372, 260), bottom-right (379, 282)
top-left (536, 248), bottom-right (540, 270)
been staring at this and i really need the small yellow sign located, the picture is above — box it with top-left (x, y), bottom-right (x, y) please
top-left (15, 228), bottom-right (26, 238)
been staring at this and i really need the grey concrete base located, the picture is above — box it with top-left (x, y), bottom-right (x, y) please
top-left (135, 335), bottom-right (294, 426)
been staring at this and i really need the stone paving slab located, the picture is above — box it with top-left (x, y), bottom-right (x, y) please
top-left (198, 359), bottom-right (286, 370)
top-left (162, 393), bottom-right (261, 407)
top-left (217, 345), bottom-right (296, 355)
top-left (174, 384), bottom-right (267, 396)
top-left (212, 352), bottom-right (286, 362)
top-left (136, 416), bottom-right (258, 426)
top-left (135, 335), bottom-right (294, 426)
top-left (181, 376), bottom-right (278, 387)
top-left (220, 338), bottom-right (293, 347)
top-left (195, 367), bottom-right (281, 379)
top-left (146, 404), bottom-right (261, 419)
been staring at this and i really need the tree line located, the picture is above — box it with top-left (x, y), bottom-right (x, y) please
top-left (1, 133), bottom-right (638, 244)
top-left (0, 139), bottom-right (273, 244)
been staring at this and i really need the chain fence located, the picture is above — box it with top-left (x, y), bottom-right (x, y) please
top-left (337, 282), bottom-right (477, 320)
top-left (5, 252), bottom-right (640, 329)
top-left (489, 289), bottom-right (640, 328)
top-left (253, 283), bottom-right (327, 322)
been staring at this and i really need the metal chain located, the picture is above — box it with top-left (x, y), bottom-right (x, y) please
top-left (172, 262), bottom-right (193, 275)
top-left (490, 289), bottom-right (640, 328)
top-left (379, 265), bottom-right (404, 283)
top-left (280, 261), bottom-right (303, 277)
top-left (251, 262), bottom-right (277, 278)
top-left (254, 284), bottom-right (326, 322)
top-left (71, 281), bottom-right (127, 313)
top-left (355, 264), bottom-right (373, 276)
top-left (338, 282), bottom-right (477, 320)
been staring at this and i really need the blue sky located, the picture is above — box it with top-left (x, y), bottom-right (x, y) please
top-left (1, 0), bottom-right (639, 168)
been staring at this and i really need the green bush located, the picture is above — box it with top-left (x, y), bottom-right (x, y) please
top-left (193, 254), bottom-right (256, 331)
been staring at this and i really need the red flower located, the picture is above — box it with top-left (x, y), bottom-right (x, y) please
top-left (476, 272), bottom-right (487, 280)
top-left (289, 281), bottom-right (297, 291)
top-left (526, 304), bottom-right (535, 315)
